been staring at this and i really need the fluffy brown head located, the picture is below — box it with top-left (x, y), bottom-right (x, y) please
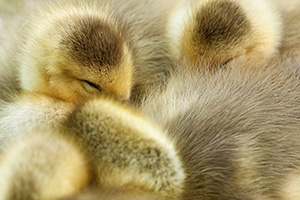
top-left (167, 0), bottom-right (282, 69)
top-left (184, 0), bottom-right (250, 66)
top-left (19, 1), bottom-right (134, 104)
top-left (61, 16), bottom-right (123, 68)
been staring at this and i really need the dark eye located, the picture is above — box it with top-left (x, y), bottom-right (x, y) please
top-left (84, 80), bottom-right (101, 92)
top-left (220, 58), bottom-right (233, 67)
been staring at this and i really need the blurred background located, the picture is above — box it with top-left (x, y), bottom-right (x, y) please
top-left (0, 0), bottom-right (23, 15)
top-left (0, 0), bottom-right (39, 40)
top-left (0, 0), bottom-right (24, 43)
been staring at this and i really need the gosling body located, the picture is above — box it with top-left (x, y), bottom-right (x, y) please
top-left (0, 131), bottom-right (89, 200)
top-left (141, 56), bottom-right (300, 199)
top-left (0, 96), bottom-right (185, 200)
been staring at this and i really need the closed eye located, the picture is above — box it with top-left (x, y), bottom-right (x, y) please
top-left (220, 58), bottom-right (233, 68)
top-left (83, 80), bottom-right (101, 92)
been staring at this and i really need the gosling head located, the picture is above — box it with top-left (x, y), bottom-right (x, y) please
top-left (167, 0), bottom-right (282, 69)
top-left (19, 2), bottom-right (134, 104)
